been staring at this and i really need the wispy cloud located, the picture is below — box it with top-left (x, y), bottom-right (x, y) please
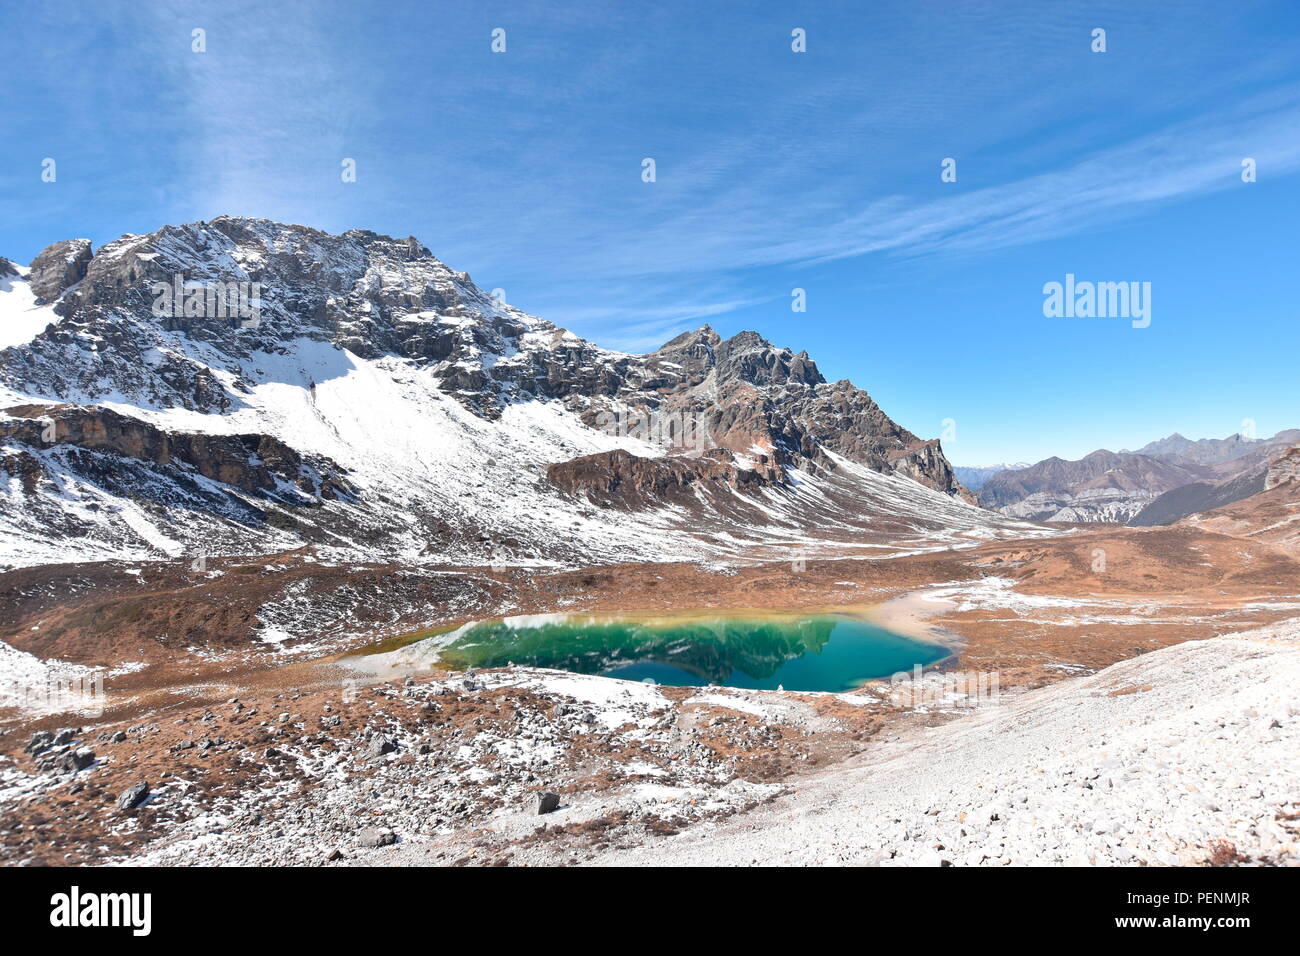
top-left (136, 0), bottom-right (372, 221)
top-left (44, 1), bottom-right (1300, 352)
top-left (534, 88), bottom-right (1300, 277)
top-left (502, 84), bottom-right (1300, 344)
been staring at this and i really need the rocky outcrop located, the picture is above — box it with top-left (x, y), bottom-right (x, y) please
top-left (547, 447), bottom-right (780, 509)
top-left (1, 449), bottom-right (43, 494)
top-left (1265, 446), bottom-right (1300, 490)
top-left (596, 328), bottom-right (968, 497)
top-left (0, 257), bottom-right (18, 279)
top-left (889, 440), bottom-right (974, 503)
top-left (27, 239), bottom-right (92, 303)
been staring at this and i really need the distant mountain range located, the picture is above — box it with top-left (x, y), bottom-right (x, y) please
top-left (953, 463), bottom-right (1031, 490)
top-left (1122, 431), bottom-right (1279, 466)
top-left (975, 430), bottom-right (1300, 525)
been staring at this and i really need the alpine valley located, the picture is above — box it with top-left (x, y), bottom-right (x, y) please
top-left (2, 219), bottom-right (1298, 868)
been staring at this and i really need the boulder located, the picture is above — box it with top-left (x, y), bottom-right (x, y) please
top-left (116, 781), bottom-right (150, 811)
top-left (356, 827), bottom-right (396, 848)
top-left (534, 791), bottom-right (561, 815)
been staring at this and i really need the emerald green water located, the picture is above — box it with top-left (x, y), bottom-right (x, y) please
top-left (421, 612), bottom-right (948, 692)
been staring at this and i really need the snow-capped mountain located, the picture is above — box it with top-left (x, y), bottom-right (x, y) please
top-left (0, 217), bottom-right (1031, 571)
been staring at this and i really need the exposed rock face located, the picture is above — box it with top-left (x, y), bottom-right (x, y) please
top-left (601, 327), bottom-right (970, 499)
top-left (1, 403), bottom-right (352, 502)
top-left (0, 258), bottom-right (17, 279)
top-left (0, 402), bottom-right (357, 562)
top-left (547, 447), bottom-right (780, 509)
top-left (890, 440), bottom-right (972, 502)
top-left (1265, 446), bottom-right (1300, 490)
top-left (0, 449), bottom-right (43, 495)
top-left (27, 239), bottom-right (92, 303)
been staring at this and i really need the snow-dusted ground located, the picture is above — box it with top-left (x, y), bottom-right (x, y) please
top-left (120, 667), bottom-right (781, 867)
top-left (575, 618), bottom-right (1300, 866)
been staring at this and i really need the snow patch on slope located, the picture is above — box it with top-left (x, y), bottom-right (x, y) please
top-left (0, 266), bottom-right (61, 351)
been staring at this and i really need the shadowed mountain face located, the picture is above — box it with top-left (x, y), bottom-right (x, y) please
top-left (1129, 469), bottom-right (1267, 527)
top-left (0, 217), bottom-right (1001, 570)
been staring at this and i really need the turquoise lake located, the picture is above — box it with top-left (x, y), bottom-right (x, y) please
top-left (417, 611), bottom-right (949, 693)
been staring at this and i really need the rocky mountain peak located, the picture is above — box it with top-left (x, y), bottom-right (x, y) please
top-left (712, 331), bottom-right (824, 389)
top-left (646, 326), bottom-right (824, 390)
top-left (653, 325), bottom-right (720, 351)
top-left (5, 216), bottom-right (579, 416)
top-left (646, 325), bottom-right (720, 383)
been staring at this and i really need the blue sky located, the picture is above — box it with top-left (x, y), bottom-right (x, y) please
top-left (1, 0), bottom-right (1298, 464)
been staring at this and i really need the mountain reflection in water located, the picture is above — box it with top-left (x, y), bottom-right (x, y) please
top-left (431, 612), bottom-right (947, 693)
